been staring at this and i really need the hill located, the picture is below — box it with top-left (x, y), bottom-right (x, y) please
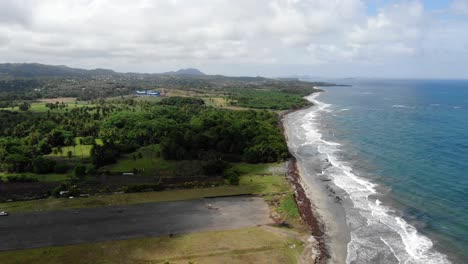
top-left (163, 68), bottom-right (205, 76)
top-left (0, 63), bottom-right (205, 78)
top-left (0, 63), bottom-right (117, 78)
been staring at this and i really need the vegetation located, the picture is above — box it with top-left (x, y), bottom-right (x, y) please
top-left (0, 64), bottom-right (325, 263)
top-left (0, 227), bottom-right (303, 264)
top-left (0, 65), bottom-right (326, 204)
top-left (0, 163), bottom-right (288, 213)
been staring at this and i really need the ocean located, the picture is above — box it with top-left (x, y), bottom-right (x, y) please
top-left (285, 79), bottom-right (468, 263)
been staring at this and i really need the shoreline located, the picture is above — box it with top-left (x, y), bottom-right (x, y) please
top-left (286, 158), bottom-right (330, 263)
top-left (281, 91), bottom-right (351, 264)
top-left (279, 92), bottom-right (350, 263)
top-left (284, 90), bottom-right (454, 264)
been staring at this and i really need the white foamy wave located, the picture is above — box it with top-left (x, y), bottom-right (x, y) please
top-left (302, 93), bottom-right (451, 264)
top-left (392, 104), bottom-right (415, 109)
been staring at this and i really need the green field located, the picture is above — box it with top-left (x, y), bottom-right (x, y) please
top-left (278, 194), bottom-right (301, 222)
top-left (49, 144), bottom-right (93, 158)
top-left (102, 144), bottom-right (176, 174)
top-left (1, 101), bottom-right (95, 113)
top-left (0, 227), bottom-right (303, 264)
top-left (48, 138), bottom-right (103, 159)
top-left (0, 172), bottom-right (69, 182)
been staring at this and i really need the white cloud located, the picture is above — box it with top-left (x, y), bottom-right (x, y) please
top-left (0, 0), bottom-right (466, 77)
top-left (451, 0), bottom-right (468, 16)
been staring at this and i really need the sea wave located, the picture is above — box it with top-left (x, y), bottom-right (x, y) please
top-left (392, 104), bottom-right (416, 109)
top-left (303, 93), bottom-right (450, 264)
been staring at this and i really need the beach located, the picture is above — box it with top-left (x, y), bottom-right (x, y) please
top-left (282, 93), bottom-right (350, 264)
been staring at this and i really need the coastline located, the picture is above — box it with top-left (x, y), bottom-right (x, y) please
top-left (281, 92), bottom-right (350, 264)
top-left (284, 88), bottom-right (455, 264)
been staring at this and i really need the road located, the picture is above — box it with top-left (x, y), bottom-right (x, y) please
top-left (0, 196), bottom-right (273, 251)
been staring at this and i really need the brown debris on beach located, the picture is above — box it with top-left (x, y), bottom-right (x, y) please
top-left (287, 159), bottom-right (330, 264)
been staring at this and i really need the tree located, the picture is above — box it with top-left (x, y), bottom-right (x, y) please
top-left (32, 157), bottom-right (56, 174)
top-left (19, 102), bottom-right (31, 111)
top-left (73, 165), bottom-right (86, 179)
top-left (3, 154), bottom-right (29, 173)
top-left (67, 150), bottom-right (73, 159)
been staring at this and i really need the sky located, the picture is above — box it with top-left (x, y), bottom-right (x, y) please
top-left (0, 0), bottom-right (467, 78)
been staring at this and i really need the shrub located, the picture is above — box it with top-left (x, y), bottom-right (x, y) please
top-left (7, 175), bottom-right (39, 183)
top-left (54, 163), bottom-right (68, 174)
top-left (33, 157), bottom-right (56, 174)
top-left (74, 165), bottom-right (87, 179)
top-left (202, 160), bottom-right (229, 176)
top-left (223, 167), bottom-right (240, 185)
top-left (123, 183), bottom-right (164, 193)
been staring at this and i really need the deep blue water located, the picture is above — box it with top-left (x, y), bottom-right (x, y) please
top-left (318, 79), bottom-right (468, 263)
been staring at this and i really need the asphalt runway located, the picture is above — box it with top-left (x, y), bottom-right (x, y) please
top-left (0, 196), bottom-right (273, 251)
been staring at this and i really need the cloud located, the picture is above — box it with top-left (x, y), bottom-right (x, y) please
top-left (451, 0), bottom-right (468, 16)
top-left (0, 0), bottom-right (466, 77)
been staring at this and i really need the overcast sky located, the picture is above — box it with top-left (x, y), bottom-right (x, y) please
top-left (0, 0), bottom-right (467, 78)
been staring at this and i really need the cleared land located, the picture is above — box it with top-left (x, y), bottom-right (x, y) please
top-left (0, 196), bottom-right (273, 251)
top-left (1, 101), bottom-right (94, 113)
top-left (0, 227), bottom-right (303, 264)
top-left (37, 97), bottom-right (77, 103)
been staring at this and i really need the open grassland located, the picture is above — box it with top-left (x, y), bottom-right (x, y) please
top-left (0, 227), bottom-right (303, 264)
top-left (37, 97), bottom-right (77, 103)
top-left (49, 144), bottom-right (93, 158)
top-left (48, 137), bottom-right (103, 159)
top-left (1, 101), bottom-right (95, 113)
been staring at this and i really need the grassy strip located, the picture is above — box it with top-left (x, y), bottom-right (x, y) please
top-left (278, 194), bottom-right (301, 222)
top-left (0, 227), bottom-right (303, 264)
top-left (0, 172), bottom-right (287, 213)
top-left (1, 102), bottom-right (95, 113)
top-left (0, 172), bottom-right (69, 182)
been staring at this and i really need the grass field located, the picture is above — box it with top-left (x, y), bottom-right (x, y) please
top-left (49, 144), bottom-right (93, 158)
top-left (48, 137), bottom-right (103, 159)
top-left (278, 194), bottom-right (301, 222)
top-left (1, 101), bottom-right (95, 113)
top-left (38, 97), bottom-right (77, 103)
top-left (0, 172), bottom-right (69, 182)
top-left (0, 227), bottom-right (303, 264)
top-left (102, 144), bottom-right (176, 174)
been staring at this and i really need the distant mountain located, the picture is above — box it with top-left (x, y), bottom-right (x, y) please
top-left (0, 63), bottom-right (205, 78)
top-left (164, 68), bottom-right (205, 76)
top-left (0, 63), bottom-right (117, 77)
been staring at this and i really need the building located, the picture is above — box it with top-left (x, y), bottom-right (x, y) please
top-left (135, 90), bottom-right (160, 97)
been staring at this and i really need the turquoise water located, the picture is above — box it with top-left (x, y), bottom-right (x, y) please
top-left (317, 79), bottom-right (468, 263)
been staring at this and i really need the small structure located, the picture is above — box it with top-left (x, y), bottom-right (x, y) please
top-left (135, 90), bottom-right (160, 97)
